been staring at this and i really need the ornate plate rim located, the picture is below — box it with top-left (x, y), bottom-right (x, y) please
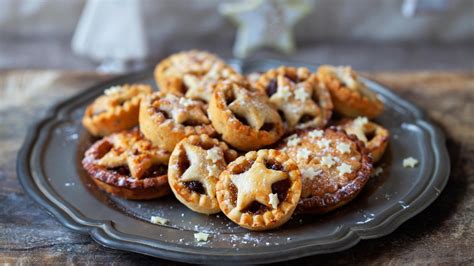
top-left (17, 59), bottom-right (450, 263)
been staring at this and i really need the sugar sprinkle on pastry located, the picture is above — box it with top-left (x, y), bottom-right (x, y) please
top-left (337, 163), bottom-right (352, 176)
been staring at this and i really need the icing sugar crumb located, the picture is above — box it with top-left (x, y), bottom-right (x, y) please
top-left (287, 134), bottom-right (301, 146)
top-left (294, 86), bottom-right (309, 101)
top-left (150, 216), bottom-right (169, 225)
top-left (337, 163), bottom-right (352, 176)
top-left (309, 129), bottom-right (324, 138)
top-left (354, 116), bottom-right (368, 127)
top-left (403, 157), bottom-right (419, 168)
top-left (296, 148), bottom-right (311, 161)
top-left (336, 142), bottom-right (351, 154)
top-left (321, 156), bottom-right (336, 168)
top-left (317, 139), bottom-right (331, 149)
top-left (268, 193), bottom-right (279, 209)
top-left (372, 166), bottom-right (383, 177)
top-left (194, 232), bottom-right (209, 242)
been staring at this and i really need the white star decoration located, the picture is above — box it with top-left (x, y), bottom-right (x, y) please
top-left (336, 142), bottom-right (351, 154)
top-left (403, 157), bottom-right (419, 168)
top-left (219, 0), bottom-right (312, 58)
top-left (337, 163), bottom-right (352, 176)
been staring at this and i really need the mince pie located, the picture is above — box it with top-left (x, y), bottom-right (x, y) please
top-left (154, 50), bottom-right (245, 102)
top-left (317, 65), bottom-right (384, 118)
top-left (339, 117), bottom-right (389, 163)
top-left (216, 149), bottom-right (302, 231)
top-left (82, 84), bottom-right (152, 136)
top-left (168, 134), bottom-right (238, 214)
top-left (139, 91), bottom-right (216, 152)
top-left (255, 66), bottom-right (333, 130)
top-left (208, 82), bottom-right (284, 151)
top-left (82, 129), bottom-right (171, 200)
top-left (279, 128), bottom-right (372, 214)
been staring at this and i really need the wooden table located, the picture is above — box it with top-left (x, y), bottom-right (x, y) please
top-left (1, 70), bottom-right (473, 264)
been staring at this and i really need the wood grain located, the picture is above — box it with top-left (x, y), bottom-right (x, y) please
top-left (0, 70), bottom-right (473, 264)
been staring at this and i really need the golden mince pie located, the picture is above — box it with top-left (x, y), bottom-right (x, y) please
top-left (279, 128), bottom-right (372, 214)
top-left (208, 82), bottom-right (284, 151)
top-left (154, 50), bottom-right (245, 102)
top-left (255, 66), bottom-right (333, 130)
top-left (317, 65), bottom-right (384, 118)
top-left (82, 129), bottom-right (171, 200)
top-left (139, 91), bottom-right (216, 152)
top-left (216, 149), bottom-right (302, 231)
top-left (168, 134), bottom-right (238, 214)
top-left (339, 117), bottom-right (389, 163)
top-left (82, 84), bottom-right (152, 136)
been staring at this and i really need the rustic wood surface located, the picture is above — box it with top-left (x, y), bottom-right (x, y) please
top-left (0, 70), bottom-right (473, 264)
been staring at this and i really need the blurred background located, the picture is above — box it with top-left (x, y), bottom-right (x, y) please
top-left (0, 0), bottom-right (473, 72)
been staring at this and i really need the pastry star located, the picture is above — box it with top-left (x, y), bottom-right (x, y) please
top-left (337, 163), bottom-right (352, 176)
top-left (270, 76), bottom-right (320, 129)
top-left (219, 0), bottom-right (312, 58)
top-left (181, 143), bottom-right (220, 197)
top-left (228, 88), bottom-right (277, 130)
top-left (230, 159), bottom-right (288, 211)
top-left (403, 157), bottom-right (419, 168)
top-left (183, 62), bottom-right (233, 102)
top-left (157, 95), bottom-right (209, 125)
top-left (336, 142), bottom-right (351, 154)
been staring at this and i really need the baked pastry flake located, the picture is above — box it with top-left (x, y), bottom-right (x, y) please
top-left (82, 84), bottom-right (152, 136)
top-left (317, 65), bottom-right (383, 118)
top-left (139, 91), bottom-right (216, 152)
top-left (255, 66), bottom-right (333, 130)
top-left (168, 134), bottom-right (238, 214)
top-left (82, 129), bottom-right (171, 200)
top-left (279, 128), bottom-right (372, 214)
top-left (208, 82), bottom-right (284, 151)
top-left (216, 149), bottom-right (302, 231)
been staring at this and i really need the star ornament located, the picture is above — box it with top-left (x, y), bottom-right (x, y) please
top-left (230, 160), bottom-right (288, 211)
top-left (219, 0), bottom-right (312, 58)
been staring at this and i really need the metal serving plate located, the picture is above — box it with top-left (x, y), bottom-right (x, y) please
top-left (17, 59), bottom-right (450, 263)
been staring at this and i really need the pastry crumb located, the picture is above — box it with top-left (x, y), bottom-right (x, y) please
top-left (372, 166), bottom-right (383, 176)
top-left (403, 157), bottom-right (418, 168)
top-left (309, 129), bottom-right (324, 138)
top-left (268, 193), bottom-right (279, 209)
top-left (194, 232), bottom-right (209, 242)
top-left (150, 215), bottom-right (169, 225)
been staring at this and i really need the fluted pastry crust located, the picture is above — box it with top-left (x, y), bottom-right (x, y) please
top-left (278, 128), bottom-right (372, 214)
top-left (168, 134), bottom-right (238, 214)
top-left (208, 82), bottom-right (284, 151)
top-left (317, 65), bottom-right (383, 118)
top-left (139, 91), bottom-right (216, 152)
top-left (255, 66), bottom-right (333, 131)
top-left (82, 84), bottom-right (152, 136)
top-left (216, 149), bottom-right (302, 231)
top-left (154, 50), bottom-right (246, 102)
top-left (82, 129), bottom-right (171, 200)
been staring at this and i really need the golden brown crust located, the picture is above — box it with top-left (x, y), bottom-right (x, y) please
top-left (216, 149), bottom-right (302, 231)
top-left (82, 84), bottom-right (152, 136)
top-left (208, 82), bottom-right (284, 151)
top-left (278, 128), bottom-right (372, 214)
top-left (139, 91), bottom-right (216, 152)
top-left (338, 117), bottom-right (389, 163)
top-left (82, 129), bottom-right (171, 200)
top-left (168, 134), bottom-right (238, 214)
top-left (255, 66), bottom-right (333, 131)
top-left (317, 65), bottom-right (383, 118)
top-left (154, 50), bottom-right (246, 102)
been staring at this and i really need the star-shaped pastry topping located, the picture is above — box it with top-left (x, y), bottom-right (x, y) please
top-left (97, 133), bottom-right (168, 179)
top-left (403, 157), bottom-right (419, 168)
top-left (269, 75), bottom-right (320, 129)
top-left (336, 142), bottom-right (351, 154)
top-left (181, 143), bottom-right (223, 197)
top-left (317, 139), bottom-right (332, 149)
top-left (286, 134), bottom-right (301, 147)
top-left (154, 94), bottom-right (209, 125)
top-left (296, 148), bottom-right (311, 161)
top-left (308, 129), bottom-right (324, 139)
top-left (337, 163), bottom-right (352, 176)
top-left (320, 156), bottom-right (335, 168)
top-left (230, 159), bottom-right (288, 211)
top-left (228, 87), bottom-right (279, 130)
top-left (219, 0), bottom-right (312, 58)
top-left (300, 167), bottom-right (322, 179)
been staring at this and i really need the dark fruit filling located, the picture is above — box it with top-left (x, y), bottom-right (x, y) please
top-left (225, 91), bottom-right (236, 106)
top-left (365, 130), bottom-right (376, 141)
top-left (242, 201), bottom-right (269, 214)
top-left (261, 122), bottom-right (275, 132)
top-left (109, 166), bottom-right (130, 176)
top-left (143, 164), bottom-right (167, 178)
top-left (265, 160), bottom-right (284, 171)
top-left (234, 113), bottom-right (249, 126)
top-left (266, 79), bottom-right (278, 96)
top-left (184, 181), bottom-right (205, 194)
top-left (178, 154), bottom-right (190, 175)
top-left (182, 119), bottom-right (202, 126)
top-left (277, 110), bottom-right (286, 122)
top-left (154, 108), bottom-right (170, 119)
top-left (272, 179), bottom-right (291, 202)
top-left (298, 114), bottom-right (314, 124)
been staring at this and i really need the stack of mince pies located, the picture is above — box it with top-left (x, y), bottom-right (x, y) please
top-left (81, 50), bottom-right (389, 231)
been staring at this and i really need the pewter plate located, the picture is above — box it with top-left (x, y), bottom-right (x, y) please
top-left (17, 59), bottom-right (450, 264)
